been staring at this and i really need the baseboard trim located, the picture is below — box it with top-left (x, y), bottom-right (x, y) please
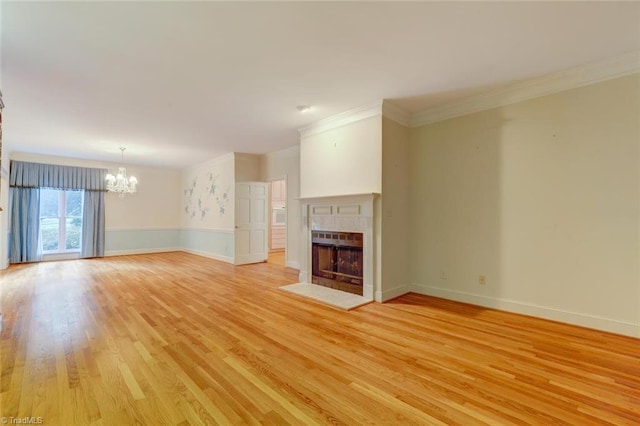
top-left (105, 227), bottom-right (182, 232)
top-left (411, 283), bottom-right (639, 338)
top-left (105, 247), bottom-right (181, 257)
top-left (180, 248), bottom-right (234, 264)
top-left (286, 260), bottom-right (300, 270)
top-left (380, 284), bottom-right (411, 302)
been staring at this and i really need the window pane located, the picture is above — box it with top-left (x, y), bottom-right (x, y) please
top-left (41, 217), bottom-right (59, 251)
top-left (39, 189), bottom-right (84, 254)
top-left (65, 217), bottom-right (82, 250)
top-left (40, 188), bottom-right (59, 217)
top-left (66, 191), bottom-right (83, 216)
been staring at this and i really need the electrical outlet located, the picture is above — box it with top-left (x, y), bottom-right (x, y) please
top-left (440, 270), bottom-right (447, 280)
top-left (479, 275), bottom-right (486, 285)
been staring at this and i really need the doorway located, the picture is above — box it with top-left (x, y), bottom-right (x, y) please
top-left (268, 178), bottom-right (286, 266)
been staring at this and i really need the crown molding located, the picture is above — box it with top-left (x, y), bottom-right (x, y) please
top-left (188, 151), bottom-right (235, 170)
top-left (298, 100), bottom-right (384, 138)
top-left (410, 50), bottom-right (640, 127)
top-left (297, 99), bottom-right (414, 138)
top-left (207, 151), bottom-right (235, 164)
top-left (234, 152), bottom-right (261, 161)
top-left (264, 144), bottom-right (300, 160)
top-left (296, 51), bottom-right (639, 135)
top-left (381, 100), bottom-right (411, 126)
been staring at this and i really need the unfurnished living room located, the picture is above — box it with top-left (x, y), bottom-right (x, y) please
top-left (1, 2), bottom-right (639, 425)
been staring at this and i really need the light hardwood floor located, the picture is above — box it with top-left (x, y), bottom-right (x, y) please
top-left (1, 252), bottom-right (638, 425)
top-left (267, 251), bottom-right (285, 267)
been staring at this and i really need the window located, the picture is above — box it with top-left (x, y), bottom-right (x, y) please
top-left (40, 189), bottom-right (84, 253)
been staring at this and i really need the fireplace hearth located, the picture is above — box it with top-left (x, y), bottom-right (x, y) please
top-left (311, 231), bottom-right (364, 296)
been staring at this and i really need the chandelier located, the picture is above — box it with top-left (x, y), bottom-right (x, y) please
top-left (105, 147), bottom-right (138, 197)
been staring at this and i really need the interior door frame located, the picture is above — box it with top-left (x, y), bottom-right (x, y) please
top-left (266, 175), bottom-right (287, 262)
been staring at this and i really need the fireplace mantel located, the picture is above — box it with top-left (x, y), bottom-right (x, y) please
top-left (298, 193), bottom-right (379, 202)
top-left (299, 193), bottom-right (378, 301)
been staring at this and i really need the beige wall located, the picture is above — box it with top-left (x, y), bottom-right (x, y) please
top-left (380, 117), bottom-right (411, 300)
top-left (260, 145), bottom-right (301, 269)
top-left (106, 166), bottom-right (181, 230)
top-left (235, 153), bottom-right (261, 183)
top-left (300, 115), bottom-right (382, 198)
top-left (409, 74), bottom-right (640, 336)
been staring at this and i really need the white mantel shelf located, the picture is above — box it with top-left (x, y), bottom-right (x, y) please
top-left (297, 193), bottom-right (380, 201)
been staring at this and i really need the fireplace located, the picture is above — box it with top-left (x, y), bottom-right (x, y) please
top-left (299, 193), bottom-right (376, 301)
top-left (312, 231), bottom-right (364, 296)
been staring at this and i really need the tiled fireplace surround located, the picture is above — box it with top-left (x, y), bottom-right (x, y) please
top-left (299, 194), bottom-right (376, 301)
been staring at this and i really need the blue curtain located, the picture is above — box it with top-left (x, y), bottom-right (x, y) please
top-left (81, 190), bottom-right (105, 258)
top-left (10, 161), bottom-right (106, 190)
top-left (9, 160), bottom-right (107, 263)
top-left (8, 187), bottom-right (41, 263)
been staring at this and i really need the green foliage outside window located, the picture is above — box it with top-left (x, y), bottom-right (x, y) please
top-left (41, 217), bottom-right (59, 251)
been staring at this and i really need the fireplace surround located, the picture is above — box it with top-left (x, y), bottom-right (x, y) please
top-left (299, 193), bottom-right (377, 301)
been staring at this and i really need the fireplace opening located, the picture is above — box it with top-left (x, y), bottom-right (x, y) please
top-left (311, 231), bottom-right (363, 296)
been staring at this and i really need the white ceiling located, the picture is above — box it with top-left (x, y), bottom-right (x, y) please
top-left (2, 1), bottom-right (639, 168)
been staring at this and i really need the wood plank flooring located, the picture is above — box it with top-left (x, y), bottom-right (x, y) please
top-left (267, 251), bottom-right (285, 266)
top-left (1, 252), bottom-right (638, 425)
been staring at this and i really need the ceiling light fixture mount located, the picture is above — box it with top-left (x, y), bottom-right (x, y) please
top-left (105, 147), bottom-right (138, 197)
top-left (296, 105), bottom-right (311, 113)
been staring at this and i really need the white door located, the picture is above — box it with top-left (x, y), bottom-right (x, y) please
top-left (235, 182), bottom-right (268, 265)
